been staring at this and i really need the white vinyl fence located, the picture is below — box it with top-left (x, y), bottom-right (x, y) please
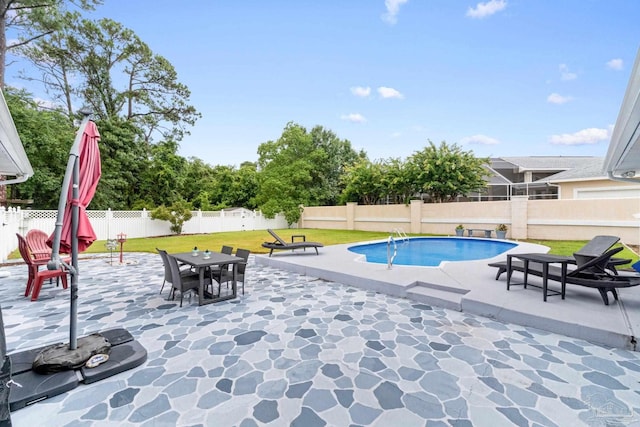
top-left (0, 207), bottom-right (289, 262)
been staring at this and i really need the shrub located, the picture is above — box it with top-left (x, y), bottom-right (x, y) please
top-left (151, 200), bottom-right (193, 234)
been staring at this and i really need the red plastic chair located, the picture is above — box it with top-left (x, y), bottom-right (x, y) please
top-left (16, 233), bottom-right (69, 301)
top-left (25, 228), bottom-right (71, 282)
top-left (25, 229), bottom-right (54, 263)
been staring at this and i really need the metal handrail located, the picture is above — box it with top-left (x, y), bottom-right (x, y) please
top-left (387, 235), bottom-right (397, 269)
top-left (392, 227), bottom-right (408, 242)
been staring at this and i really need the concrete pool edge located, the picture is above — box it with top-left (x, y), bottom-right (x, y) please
top-left (255, 240), bottom-right (640, 351)
top-left (347, 236), bottom-right (518, 266)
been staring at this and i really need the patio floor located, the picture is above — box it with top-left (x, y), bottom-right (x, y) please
top-left (1, 251), bottom-right (639, 426)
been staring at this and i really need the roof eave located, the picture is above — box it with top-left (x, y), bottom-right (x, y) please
top-left (0, 90), bottom-right (33, 185)
top-left (603, 46), bottom-right (640, 183)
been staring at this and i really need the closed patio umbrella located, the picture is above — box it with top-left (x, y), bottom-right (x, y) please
top-left (50, 119), bottom-right (101, 254)
top-left (9, 115), bottom-right (145, 409)
top-left (48, 112), bottom-right (101, 350)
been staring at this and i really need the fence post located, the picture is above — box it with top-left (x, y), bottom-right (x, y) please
top-left (106, 208), bottom-right (113, 239)
top-left (410, 199), bottom-right (422, 234)
top-left (346, 202), bottom-right (356, 230)
top-left (142, 208), bottom-right (147, 237)
top-left (511, 196), bottom-right (528, 240)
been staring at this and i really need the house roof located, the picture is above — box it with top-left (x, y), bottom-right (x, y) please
top-left (0, 91), bottom-right (32, 185)
top-left (495, 156), bottom-right (601, 172)
top-left (537, 158), bottom-right (606, 183)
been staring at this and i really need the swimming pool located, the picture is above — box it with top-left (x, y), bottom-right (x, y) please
top-left (348, 237), bottom-right (517, 267)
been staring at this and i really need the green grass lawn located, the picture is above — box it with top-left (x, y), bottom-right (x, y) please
top-left (9, 229), bottom-right (639, 267)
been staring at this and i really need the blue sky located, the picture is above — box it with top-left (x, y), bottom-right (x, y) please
top-left (8, 0), bottom-right (640, 167)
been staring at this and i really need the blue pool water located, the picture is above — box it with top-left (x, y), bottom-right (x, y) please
top-left (348, 237), bottom-right (517, 267)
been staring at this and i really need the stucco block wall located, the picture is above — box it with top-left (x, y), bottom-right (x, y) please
top-left (300, 198), bottom-right (640, 245)
top-left (419, 201), bottom-right (511, 235)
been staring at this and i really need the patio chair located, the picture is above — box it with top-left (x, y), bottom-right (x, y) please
top-left (261, 229), bottom-right (323, 257)
top-left (16, 233), bottom-right (69, 301)
top-left (218, 248), bottom-right (250, 295)
top-left (495, 247), bottom-right (640, 305)
top-left (26, 229), bottom-right (53, 262)
top-left (207, 245), bottom-right (234, 281)
top-left (165, 253), bottom-right (206, 307)
top-left (24, 229), bottom-right (71, 284)
top-left (489, 235), bottom-right (630, 280)
top-left (156, 248), bottom-right (195, 295)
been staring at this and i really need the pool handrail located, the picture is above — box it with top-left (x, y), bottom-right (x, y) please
top-left (387, 235), bottom-right (397, 269)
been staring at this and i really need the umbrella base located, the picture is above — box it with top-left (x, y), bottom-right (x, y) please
top-left (8, 328), bottom-right (146, 411)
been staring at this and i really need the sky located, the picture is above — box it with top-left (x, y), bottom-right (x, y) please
top-left (7, 0), bottom-right (640, 167)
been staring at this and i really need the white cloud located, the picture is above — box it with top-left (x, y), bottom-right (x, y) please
top-left (549, 127), bottom-right (609, 145)
top-left (341, 113), bottom-right (367, 123)
top-left (381, 0), bottom-right (408, 25)
top-left (350, 86), bottom-right (371, 97)
top-left (559, 64), bottom-right (577, 81)
top-left (466, 0), bottom-right (507, 19)
top-left (547, 93), bottom-right (572, 104)
top-left (606, 58), bottom-right (623, 70)
top-left (460, 134), bottom-right (500, 145)
top-left (377, 86), bottom-right (404, 99)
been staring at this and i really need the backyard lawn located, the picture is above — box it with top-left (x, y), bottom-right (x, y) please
top-left (75, 229), bottom-right (637, 267)
top-left (7, 229), bottom-right (637, 266)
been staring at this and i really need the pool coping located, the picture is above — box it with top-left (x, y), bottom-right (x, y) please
top-left (256, 237), bottom-right (640, 351)
top-left (347, 236), bottom-right (518, 266)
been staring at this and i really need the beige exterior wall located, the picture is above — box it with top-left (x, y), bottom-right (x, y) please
top-left (301, 205), bottom-right (349, 230)
top-left (300, 198), bottom-right (640, 245)
top-left (526, 198), bottom-right (639, 243)
top-left (418, 201), bottom-right (511, 236)
top-left (354, 204), bottom-right (411, 232)
top-left (557, 179), bottom-right (640, 199)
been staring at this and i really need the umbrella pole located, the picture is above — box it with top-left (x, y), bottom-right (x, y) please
top-left (49, 113), bottom-right (91, 351)
top-left (69, 154), bottom-right (79, 350)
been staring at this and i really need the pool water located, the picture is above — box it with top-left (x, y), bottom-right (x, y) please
top-left (348, 237), bottom-right (517, 267)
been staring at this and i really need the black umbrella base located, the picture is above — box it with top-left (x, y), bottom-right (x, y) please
top-left (7, 328), bottom-right (146, 411)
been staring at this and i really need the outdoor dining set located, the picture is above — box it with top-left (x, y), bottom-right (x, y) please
top-left (14, 227), bottom-right (250, 307)
top-left (157, 246), bottom-right (250, 307)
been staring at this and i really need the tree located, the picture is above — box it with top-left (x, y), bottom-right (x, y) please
top-left (91, 117), bottom-right (147, 209)
top-left (340, 158), bottom-right (385, 205)
top-left (255, 122), bottom-right (360, 224)
top-left (0, 0), bottom-right (101, 88)
top-left (255, 123), bottom-right (325, 224)
top-left (406, 141), bottom-right (490, 202)
top-left (380, 157), bottom-right (413, 204)
top-left (182, 157), bottom-right (216, 210)
top-left (18, 16), bottom-right (200, 141)
top-left (227, 162), bottom-right (258, 210)
top-left (5, 87), bottom-right (75, 208)
top-left (308, 126), bottom-right (362, 205)
top-left (138, 139), bottom-right (189, 207)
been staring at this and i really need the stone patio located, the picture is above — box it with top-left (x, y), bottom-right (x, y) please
top-left (0, 252), bottom-right (639, 426)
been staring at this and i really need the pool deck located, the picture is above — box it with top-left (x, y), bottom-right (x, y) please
top-left (2, 251), bottom-right (640, 425)
top-left (257, 238), bottom-right (640, 351)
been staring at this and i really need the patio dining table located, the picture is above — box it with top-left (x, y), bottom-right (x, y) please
top-left (172, 251), bottom-right (244, 305)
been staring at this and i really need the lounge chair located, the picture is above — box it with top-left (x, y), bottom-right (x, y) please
top-left (494, 247), bottom-right (640, 305)
top-left (261, 229), bottom-right (323, 257)
top-left (489, 235), bottom-right (630, 280)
